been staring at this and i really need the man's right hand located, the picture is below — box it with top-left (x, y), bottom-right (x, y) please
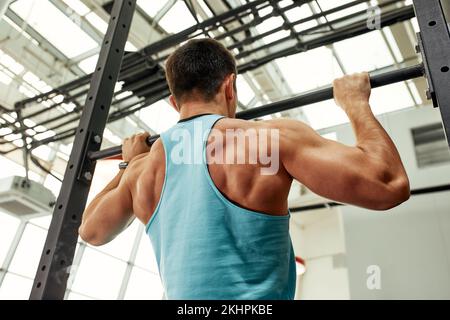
top-left (122, 132), bottom-right (151, 162)
top-left (333, 72), bottom-right (371, 113)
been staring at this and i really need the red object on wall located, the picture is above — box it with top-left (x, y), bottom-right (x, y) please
top-left (295, 256), bottom-right (305, 266)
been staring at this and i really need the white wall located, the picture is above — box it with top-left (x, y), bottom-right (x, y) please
top-left (342, 191), bottom-right (450, 299)
top-left (292, 105), bottom-right (450, 299)
top-left (335, 105), bottom-right (450, 299)
top-left (290, 210), bottom-right (350, 300)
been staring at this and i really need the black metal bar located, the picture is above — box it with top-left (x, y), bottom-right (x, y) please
top-left (107, 89), bottom-right (171, 121)
top-left (29, 0), bottom-right (137, 300)
top-left (290, 184), bottom-right (450, 213)
top-left (413, 0), bottom-right (450, 148)
top-left (121, 0), bottom-right (269, 70)
top-left (151, 1), bottom-right (405, 69)
top-left (238, 64), bottom-right (424, 119)
top-left (88, 64), bottom-right (424, 161)
top-left (226, 0), bottom-right (371, 50)
top-left (2, 1), bottom-right (415, 156)
top-left (12, 4), bottom-right (415, 148)
top-left (238, 5), bottom-right (416, 72)
top-left (3, 1), bottom-right (414, 148)
top-left (14, 0), bottom-right (268, 110)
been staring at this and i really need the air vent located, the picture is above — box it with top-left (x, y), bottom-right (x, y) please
top-left (412, 123), bottom-right (450, 168)
top-left (0, 176), bottom-right (55, 219)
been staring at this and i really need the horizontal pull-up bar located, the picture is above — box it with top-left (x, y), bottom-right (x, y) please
top-left (290, 183), bottom-right (450, 213)
top-left (88, 64), bottom-right (424, 161)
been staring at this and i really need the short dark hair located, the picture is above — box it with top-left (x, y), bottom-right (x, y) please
top-left (165, 38), bottom-right (237, 104)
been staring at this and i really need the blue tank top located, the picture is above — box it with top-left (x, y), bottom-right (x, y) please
top-left (146, 114), bottom-right (296, 299)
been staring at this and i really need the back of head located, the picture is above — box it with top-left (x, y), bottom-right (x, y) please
top-left (165, 38), bottom-right (237, 104)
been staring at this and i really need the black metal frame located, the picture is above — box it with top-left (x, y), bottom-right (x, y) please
top-left (413, 0), bottom-right (450, 148)
top-left (22, 0), bottom-right (449, 299)
top-left (89, 64), bottom-right (425, 160)
top-left (29, 0), bottom-right (136, 300)
top-left (0, 0), bottom-right (414, 155)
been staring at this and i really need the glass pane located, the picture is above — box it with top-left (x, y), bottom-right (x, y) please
top-left (66, 291), bottom-right (94, 300)
top-left (0, 213), bottom-right (20, 266)
top-left (92, 219), bottom-right (140, 262)
top-left (237, 75), bottom-right (255, 106)
top-left (137, 100), bottom-right (179, 133)
top-left (317, 0), bottom-right (368, 21)
top-left (0, 155), bottom-right (25, 178)
top-left (78, 54), bottom-right (99, 74)
top-left (334, 31), bottom-right (395, 73)
top-left (124, 267), bottom-right (163, 300)
top-left (43, 174), bottom-right (61, 196)
top-left (0, 272), bottom-right (33, 300)
top-left (8, 224), bottom-right (47, 278)
top-left (303, 100), bottom-right (349, 130)
top-left (158, 1), bottom-right (197, 34)
top-left (370, 82), bottom-right (415, 115)
top-left (134, 232), bottom-right (159, 273)
top-left (29, 215), bottom-right (52, 230)
top-left (10, 0), bottom-right (98, 58)
top-left (70, 248), bottom-right (127, 299)
top-left (276, 47), bottom-right (343, 93)
top-left (137, 0), bottom-right (166, 17)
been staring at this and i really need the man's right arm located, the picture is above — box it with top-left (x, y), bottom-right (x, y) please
top-left (274, 73), bottom-right (410, 210)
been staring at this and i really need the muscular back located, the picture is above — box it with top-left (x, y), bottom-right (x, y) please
top-left (80, 74), bottom-right (410, 247)
top-left (124, 118), bottom-right (293, 226)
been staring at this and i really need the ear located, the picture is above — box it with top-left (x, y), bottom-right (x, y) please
top-left (225, 73), bottom-right (236, 101)
top-left (169, 95), bottom-right (180, 112)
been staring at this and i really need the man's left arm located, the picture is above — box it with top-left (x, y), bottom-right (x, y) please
top-left (78, 169), bottom-right (134, 246)
top-left (79, 132), bottom-right (150, 246)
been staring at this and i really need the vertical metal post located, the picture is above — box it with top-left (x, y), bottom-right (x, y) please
top-left (413, 0), bottom-right (450, 147)
top-left (117, 224), bottom-right (144, 299)
top-left (29, 0), bottom-right (137, 300)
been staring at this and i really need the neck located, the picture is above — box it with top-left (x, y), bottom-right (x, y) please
top-left (178, 101), bottom-right (230, 120)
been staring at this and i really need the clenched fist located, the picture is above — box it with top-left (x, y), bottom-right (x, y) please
top-left (122, 132), bottom-right (151, 162)
top-left (333, 72), bottom-right (371, 113)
